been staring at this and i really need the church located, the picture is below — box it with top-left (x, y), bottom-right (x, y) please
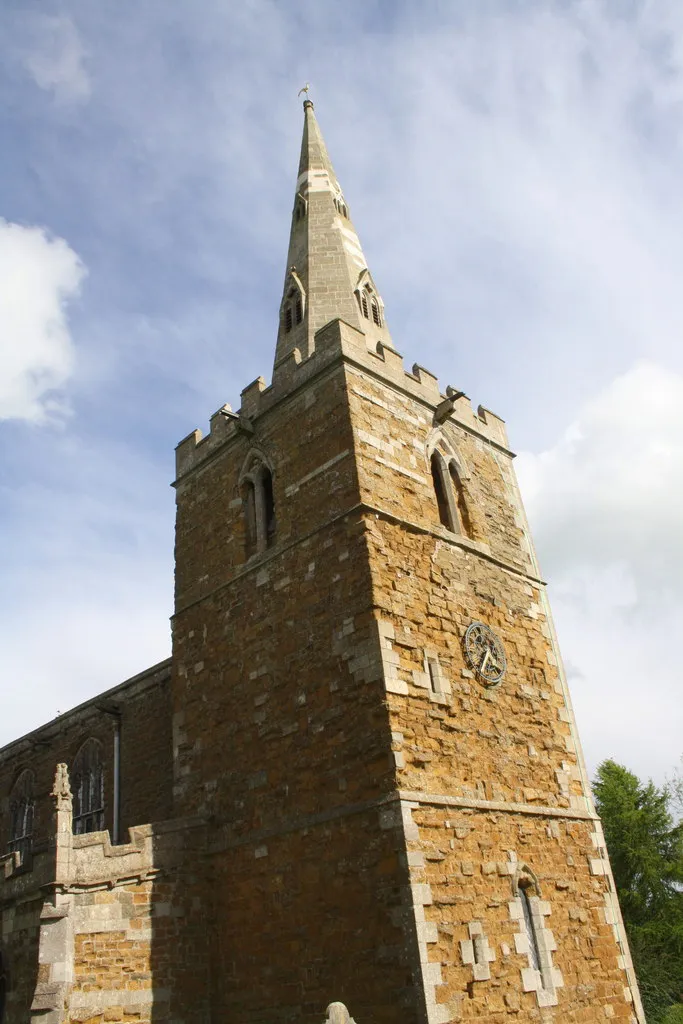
top-left (0, 100), bottom-right (644, 1024)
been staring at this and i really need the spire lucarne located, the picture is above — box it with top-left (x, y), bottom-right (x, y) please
top-left (274, 100), bottom-right (396, 370)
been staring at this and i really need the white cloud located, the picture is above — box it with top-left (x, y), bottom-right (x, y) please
top-left (21, 14), bottom-right (90, 105)
top-left (517, 362), bottom-right (683, 602)
top-left (0, 219), bottom-right (86, 423)
top-left (0, 436), bottom-right (172, 746)
top-left (517, 362), bottom-right (683, 781)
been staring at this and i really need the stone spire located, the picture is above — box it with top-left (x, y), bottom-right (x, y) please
top-left (273, 100), bottom-right (395, 370)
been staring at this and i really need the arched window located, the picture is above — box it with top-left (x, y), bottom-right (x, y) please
top-left (284, 304), bottom-right (293, 333)
top-left (361, 292), bottom-right (369, 319)
top-left (8, 770), bottom-right (34, 863)
top-left (295, 294), bottom-right (303, 325)
top-left (519, 881), bottom-right (542, 974)
top-left (72, 739), bottom-right (104, 834)
top-left (429, 447), bottom-right (473, 538)
top-left (510, 869), bottom-right (563, 1004)
top-left (371, 297), bottom-right (382, 327)
top-left (241, 457), bottom-right (277, 558)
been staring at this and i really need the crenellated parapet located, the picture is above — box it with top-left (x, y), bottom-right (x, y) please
top-left (175, 319), bottom-right (511, 481)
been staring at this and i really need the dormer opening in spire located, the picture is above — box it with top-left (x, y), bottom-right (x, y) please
top-left (280, 270), bottom-right (306, 339)
top-left (273, 99), bottom-right (397, 370)
top-left (333, 193), bottom-right (349, 219)
top-left (354, 270), bottom-right (384, 330)
top-left (294, 193), bottom-right (307, 222)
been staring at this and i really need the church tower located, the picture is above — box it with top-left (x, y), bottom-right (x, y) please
top-left (171, 101), bottom-right (644, 1023)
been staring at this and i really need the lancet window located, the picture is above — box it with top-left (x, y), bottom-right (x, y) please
top-left (519, 881), bottom-right (542, 973)
top-left (510, 867), bottom-right (563, 1005)
top-left (429, 447), bottom-right (472, 538)
top-left (8, 769), bottom-right (34, 862)
top-left (242, 455), bottom-right (276, 559)
top-left (71, 738), bottom-right (105, 834)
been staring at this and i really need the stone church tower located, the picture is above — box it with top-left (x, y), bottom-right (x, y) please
top-left (170, 100), bottom-right (645, 1023)
top-left (0, 98), bottom-right (646, 1024)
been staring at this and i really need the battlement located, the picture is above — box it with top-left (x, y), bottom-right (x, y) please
top-left (0, 815), bottom-right (204, 896)
top-left (175, 321), bottom-right (511, 480)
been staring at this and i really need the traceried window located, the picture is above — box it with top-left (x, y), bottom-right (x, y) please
top-left (241, 456), bottom-right (277, 559)
top-left (8, 770), bottom-right (34, 863)
top-left (429, 448), bottom-right (473, 538)
top-left (71, 739), bottom-right (105, 834)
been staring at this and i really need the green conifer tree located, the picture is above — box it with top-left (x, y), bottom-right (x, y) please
top-left (593, 759), bottom-right (683, 1023)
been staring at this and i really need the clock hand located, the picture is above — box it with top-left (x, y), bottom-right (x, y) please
top-left (480, 649), bottom-right (491, 673)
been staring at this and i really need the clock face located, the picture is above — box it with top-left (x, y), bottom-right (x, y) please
top-left (463, 622), bottom-right (507, 685)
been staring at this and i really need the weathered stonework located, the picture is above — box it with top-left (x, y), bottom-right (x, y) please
top-left (0, 100), bottom-right (644, 1023)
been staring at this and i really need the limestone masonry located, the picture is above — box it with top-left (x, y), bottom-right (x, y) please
top-left (1, 100), bottom-right (645, 1024)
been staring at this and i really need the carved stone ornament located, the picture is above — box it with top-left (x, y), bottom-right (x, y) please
top-left (324, 1002), bottom-right (356, 1024)
top-left (51, 763), bottom-right (72, 806)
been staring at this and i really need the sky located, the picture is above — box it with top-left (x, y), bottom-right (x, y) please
top-left (1, 0), bottom-right (681, 785)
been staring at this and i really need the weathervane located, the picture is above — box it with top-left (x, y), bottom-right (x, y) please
top-left (298, 83), bottom-right (311, 100)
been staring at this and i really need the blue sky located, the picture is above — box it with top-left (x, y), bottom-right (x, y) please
top-left (1, 0), bottom-right (682, 784)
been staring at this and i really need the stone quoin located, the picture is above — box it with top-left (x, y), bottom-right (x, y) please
top-left (0, 100), bottom-right (644, 1024)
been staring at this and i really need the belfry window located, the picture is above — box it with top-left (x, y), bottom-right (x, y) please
top-left (8, 770), bottom-right (34, 863)
top-left (242, 458), bottom-right (277, 558)
top-left (429, 448), bottom-right (473, 538)
top-left (371, 298), bottom-right (382, 326)
top-left (284, 305), bottom-right (293, 333)
top-left (361, 292), bottom-right (369, 319)
top-left (295, 294), bottom-right (303, 325)
top-left (72, 738), bottom-right (105, 834)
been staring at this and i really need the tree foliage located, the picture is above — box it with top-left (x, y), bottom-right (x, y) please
top-left (593, 760), bottom-right (683, 1023)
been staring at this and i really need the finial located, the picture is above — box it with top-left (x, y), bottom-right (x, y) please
top-left (52, 763), bottom-right (72, 808)
top-left (324, 1003), bottom-right (356, 1024)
